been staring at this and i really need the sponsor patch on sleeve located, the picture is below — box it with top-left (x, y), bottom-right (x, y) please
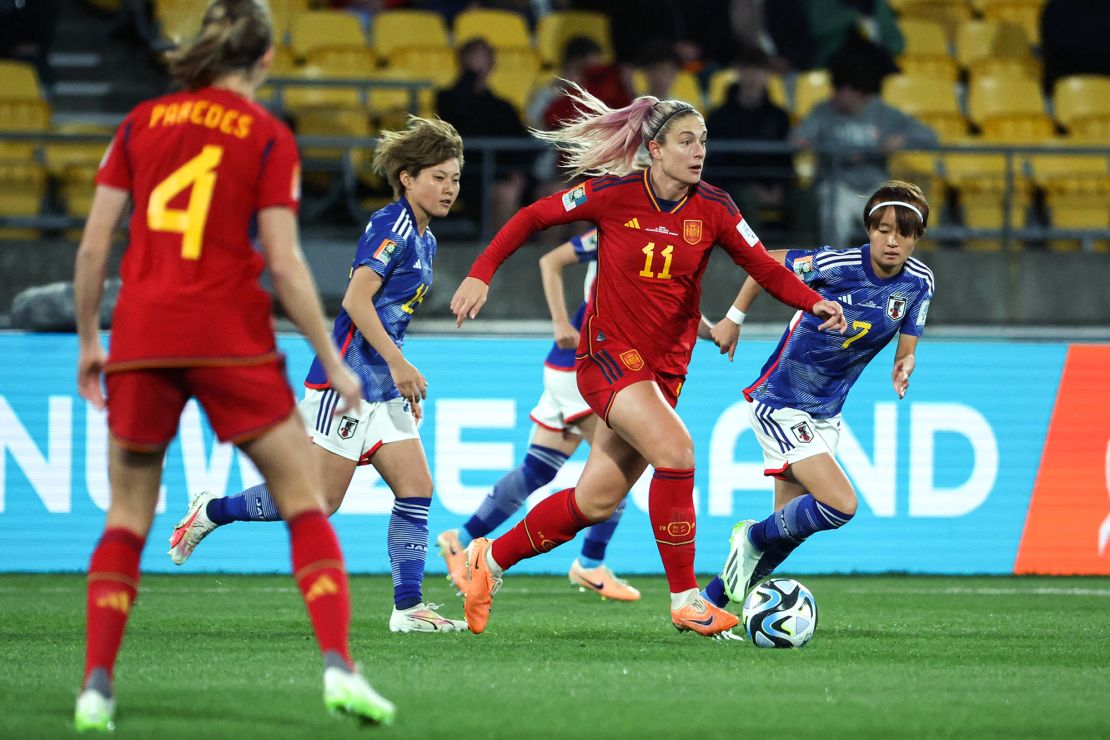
top-left (561, 185), bottom-right (588, 212)
top-left (792, 255), bottom-right (815, 279)
top-left (736, 217), bottom-right (760, 247)
top-left (916, 298), bottom-right (930, 326)
top-left (372, 238), bottom-right (397, 264)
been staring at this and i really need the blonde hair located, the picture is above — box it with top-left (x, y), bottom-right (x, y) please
top-left (372, 116), bottom-right (465, 198)
top-left (863, 180), bottom-right (930, 238)
top-left (166, 0), bottom-right (272, 90)
top-left (531, 81), bottom-right (702, 178)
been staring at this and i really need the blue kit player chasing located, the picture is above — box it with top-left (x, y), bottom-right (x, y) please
top-left (167, 117), bottom-right (469, 633)
top-left (701, 180), bottom-right (935, 607)
top-left (436, 229), bottom-right (642, 602)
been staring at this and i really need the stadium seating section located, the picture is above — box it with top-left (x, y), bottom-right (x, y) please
top-left (0, 0), bottom-right (1105, 250)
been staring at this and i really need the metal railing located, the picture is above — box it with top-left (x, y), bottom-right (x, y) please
top-left (2, 129), bottom-right (1108, 251)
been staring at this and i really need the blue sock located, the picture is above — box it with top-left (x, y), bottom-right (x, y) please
top-left (206, 484), bottom-right (281, 525)
top-left (702, 576), bottom-right (729, 608)
top-left (579, 499), bottom-right (626, 567)
top-left (389, 497), bottom-right (431, 610)
top-left (461, 444), bottom-right (568, 544)
top-left (748, 494), bottom-right (854, 582)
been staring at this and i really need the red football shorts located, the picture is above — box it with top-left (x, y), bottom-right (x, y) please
top-left (105, 358), bottom-right (296, 450)
top-left (575, 344), bottom-right (684, 423)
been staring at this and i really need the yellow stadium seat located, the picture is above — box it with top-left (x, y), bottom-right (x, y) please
top-left (630, 69), bottom-right (705, 113)
top-left (968, 73), bottom-right (1049, 126)
top-left (59, 163), bottom-right (100, 220)
top-left (955, 19), bottom-right (1037, 77)
top-left (365, 71), bottom-right (436, 129)
top-left (389, 45), bottom-right (460, 89)
top-left (893, 0), bottom-right (972, 40)
top-left (896, 18), bottom-right (958, 80)
top-left (706, 68), bottom-right (739, 111)
top-left (536, 11), bottom-right (613, 68)
top-left (282, 65), bottom-right (363, 111)
top-left (1028, 150), bottom-right (1110, 252)
top-left (289, 11), bottom-right (366, 62)
top-left (1053, 75), bottom-right (1110, 133)
top-left (793, 70), bottom-right (831, 122)
top-left (0, 99), bottom-right (51, 133)
top-left (155, 7), bottom-right (201, 43)
top-left (943, 150), bottom-right (1033, 249)
top-left (371, 10), bottom-right (450, 61)
top-left (489, 50), bottom-right (541, 114)
top-left (0, 160), bottom-right (45, 240)
top-left (881, 74), bottom-right (969, 141)
top-left (0, 60), bottom-right (44, 100)
top-left (453, 8), bottom-right (531, 50)
top-left (972, 0), bottom-right (1045, 46)
top-left (43, 123), bottom-right (114, 179)
top-left (889, 150), bottom-right (945, 227)
top-left (303, 46), bottom-right (376, 77)
top-left (295, 107), bottom-right (374, 164)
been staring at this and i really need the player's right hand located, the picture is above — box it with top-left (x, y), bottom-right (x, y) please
top-left (710, 319), bottom-right (741, 361)
top-left (389, 357), bottom-right (428, 404)
top-left (553, 320), bottom-right (579, 349)
top-left (77, 344), bottom-right (107, 409)
top-left (813, 299), bottom-right (847, 333)
top-left (329, 365), bottom-right (364, 416)
top-left (451, 276), bottom-right (489, 327)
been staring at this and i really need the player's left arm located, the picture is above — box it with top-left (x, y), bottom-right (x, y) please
top-left (711, 248), bottom-right (791, 361)
top-left (74, 184), bottom-right (130, 408)
top-left (892, 333), bottom-right (918, 400)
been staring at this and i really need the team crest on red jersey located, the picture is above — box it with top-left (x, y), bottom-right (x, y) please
top-left (620, 349), bottom-right (644, 371)
top-left (337, 416), bottom-right (359, 440)
top-left (887, 296), bottom-right (907, 320)
top-left (683, 219), bottom-right (702, 245)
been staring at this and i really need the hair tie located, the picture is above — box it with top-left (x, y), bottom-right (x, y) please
top-left (649, 105), bottom-right (693, 141)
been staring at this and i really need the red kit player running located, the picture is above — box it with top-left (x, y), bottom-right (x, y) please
top-left (72, 0), bottom-right (393, 730)
top-left (451, 82), bottom-right (846, 637)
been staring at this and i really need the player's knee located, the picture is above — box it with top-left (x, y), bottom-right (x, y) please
top-left (395, 478), bottom-right (434, 501)
top-left (828, 488), bottom-right (858, 518)
top-left (648, 433), bottom-right (694, 470)
top-left (320, 489), bottom-right (345, 516)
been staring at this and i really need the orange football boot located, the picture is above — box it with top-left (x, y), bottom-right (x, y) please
top-left (435, 529), bottom-right (468, 594)
top-left (568, 559), bottom-right (641, 601)
top-left (463, 538), bottom-right (501, 634)
top-left (671, 592), bottom-right (739, 636)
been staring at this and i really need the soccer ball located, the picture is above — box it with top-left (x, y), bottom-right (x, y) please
top-left (741, 578), bottom-right (818, 648)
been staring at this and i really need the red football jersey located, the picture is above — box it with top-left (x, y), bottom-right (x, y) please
top-left (470, 169), bottom-right (823, 376)
top-left (96, 86), bottom-right (300, 369)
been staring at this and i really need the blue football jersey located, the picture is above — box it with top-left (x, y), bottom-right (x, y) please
top-left (745, 244), bottom-right (934, 418)
top-left (545, 230), bottom-right (598, 370)
top-left (304, 198), bottom-right (435, 402)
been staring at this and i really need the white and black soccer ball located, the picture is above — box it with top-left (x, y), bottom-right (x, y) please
top-left (742, 578), bottom-right (818, 648)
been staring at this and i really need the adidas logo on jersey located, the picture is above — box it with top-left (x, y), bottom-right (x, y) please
top-left (624, 218), bottom-right (640, 229)
top-left (413, 258), bottom-right (422, 269)
top-left (837, 294), bottom-right (853, 305)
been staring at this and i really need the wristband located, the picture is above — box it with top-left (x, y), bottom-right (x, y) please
top-left (725, 306), bottom-right (747, 325)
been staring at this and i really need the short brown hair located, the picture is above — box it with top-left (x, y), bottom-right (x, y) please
top-left (372, 117), bottom-right (465, 198)
top-left (863, 180), bottom-right (929, 238)
top-left (166, 0), bottom-right (272, 90)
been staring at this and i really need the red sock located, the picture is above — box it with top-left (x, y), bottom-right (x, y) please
top-left (649, 467), bottom-right (698, 593)
top-left (84, 528), bottom-right (144, 684)
top-left (491, 488), bottom-right (589, 570)
top-left (288, 510), bottom-right (352, 668)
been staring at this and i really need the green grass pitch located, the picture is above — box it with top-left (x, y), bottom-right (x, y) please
top-left (2, 573), bottom-right (1108, 738)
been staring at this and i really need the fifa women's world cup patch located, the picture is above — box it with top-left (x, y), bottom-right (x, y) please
top-left (619, 349), bottom-right (644, 371)
top-left (372, 238), bottom-right (397, 264)
top-left (793, 256), bottom-right (815, 280)
top-left (561, 185), bottom-right (588, 212)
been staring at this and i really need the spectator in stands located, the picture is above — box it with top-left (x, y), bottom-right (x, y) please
top-left (436, 37), bottom-right (530, 232)
top-left (706, 45), bottom-right (792, 234)
top-left (803, 0), bottom-right (902, 71)
top-left (526, 36), bottom-right (606, 130)
top-left (639, 40), bottom-right (683, 101)
top-left (793, 36), bottom-right (937, 247)
top-left (1041, 0), bottom-right (1110, 93)
top-left (0, 0), bottom-right (59, 88)
top-left (729, 0), bottom-right (814, 73)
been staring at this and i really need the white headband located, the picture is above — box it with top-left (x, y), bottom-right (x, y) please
top-left (868, 200), bottom-right (923, 221)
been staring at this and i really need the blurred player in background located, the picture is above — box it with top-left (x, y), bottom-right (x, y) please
top-left (167, 116), bottom-right (469, 634)
top-left (72, 0), bottom-right (394, 730)
top-left (437, 229), bottom-right (641, 603)
top-left (701, 180), bottom-right (934, 608)
top-left (451, 82), bottom-right (846, 637)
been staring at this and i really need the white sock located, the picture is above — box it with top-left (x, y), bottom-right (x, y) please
top-left (485, 548), bottom-right (504, 578)
top-left (670, 587), bottom-right (700, 610)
